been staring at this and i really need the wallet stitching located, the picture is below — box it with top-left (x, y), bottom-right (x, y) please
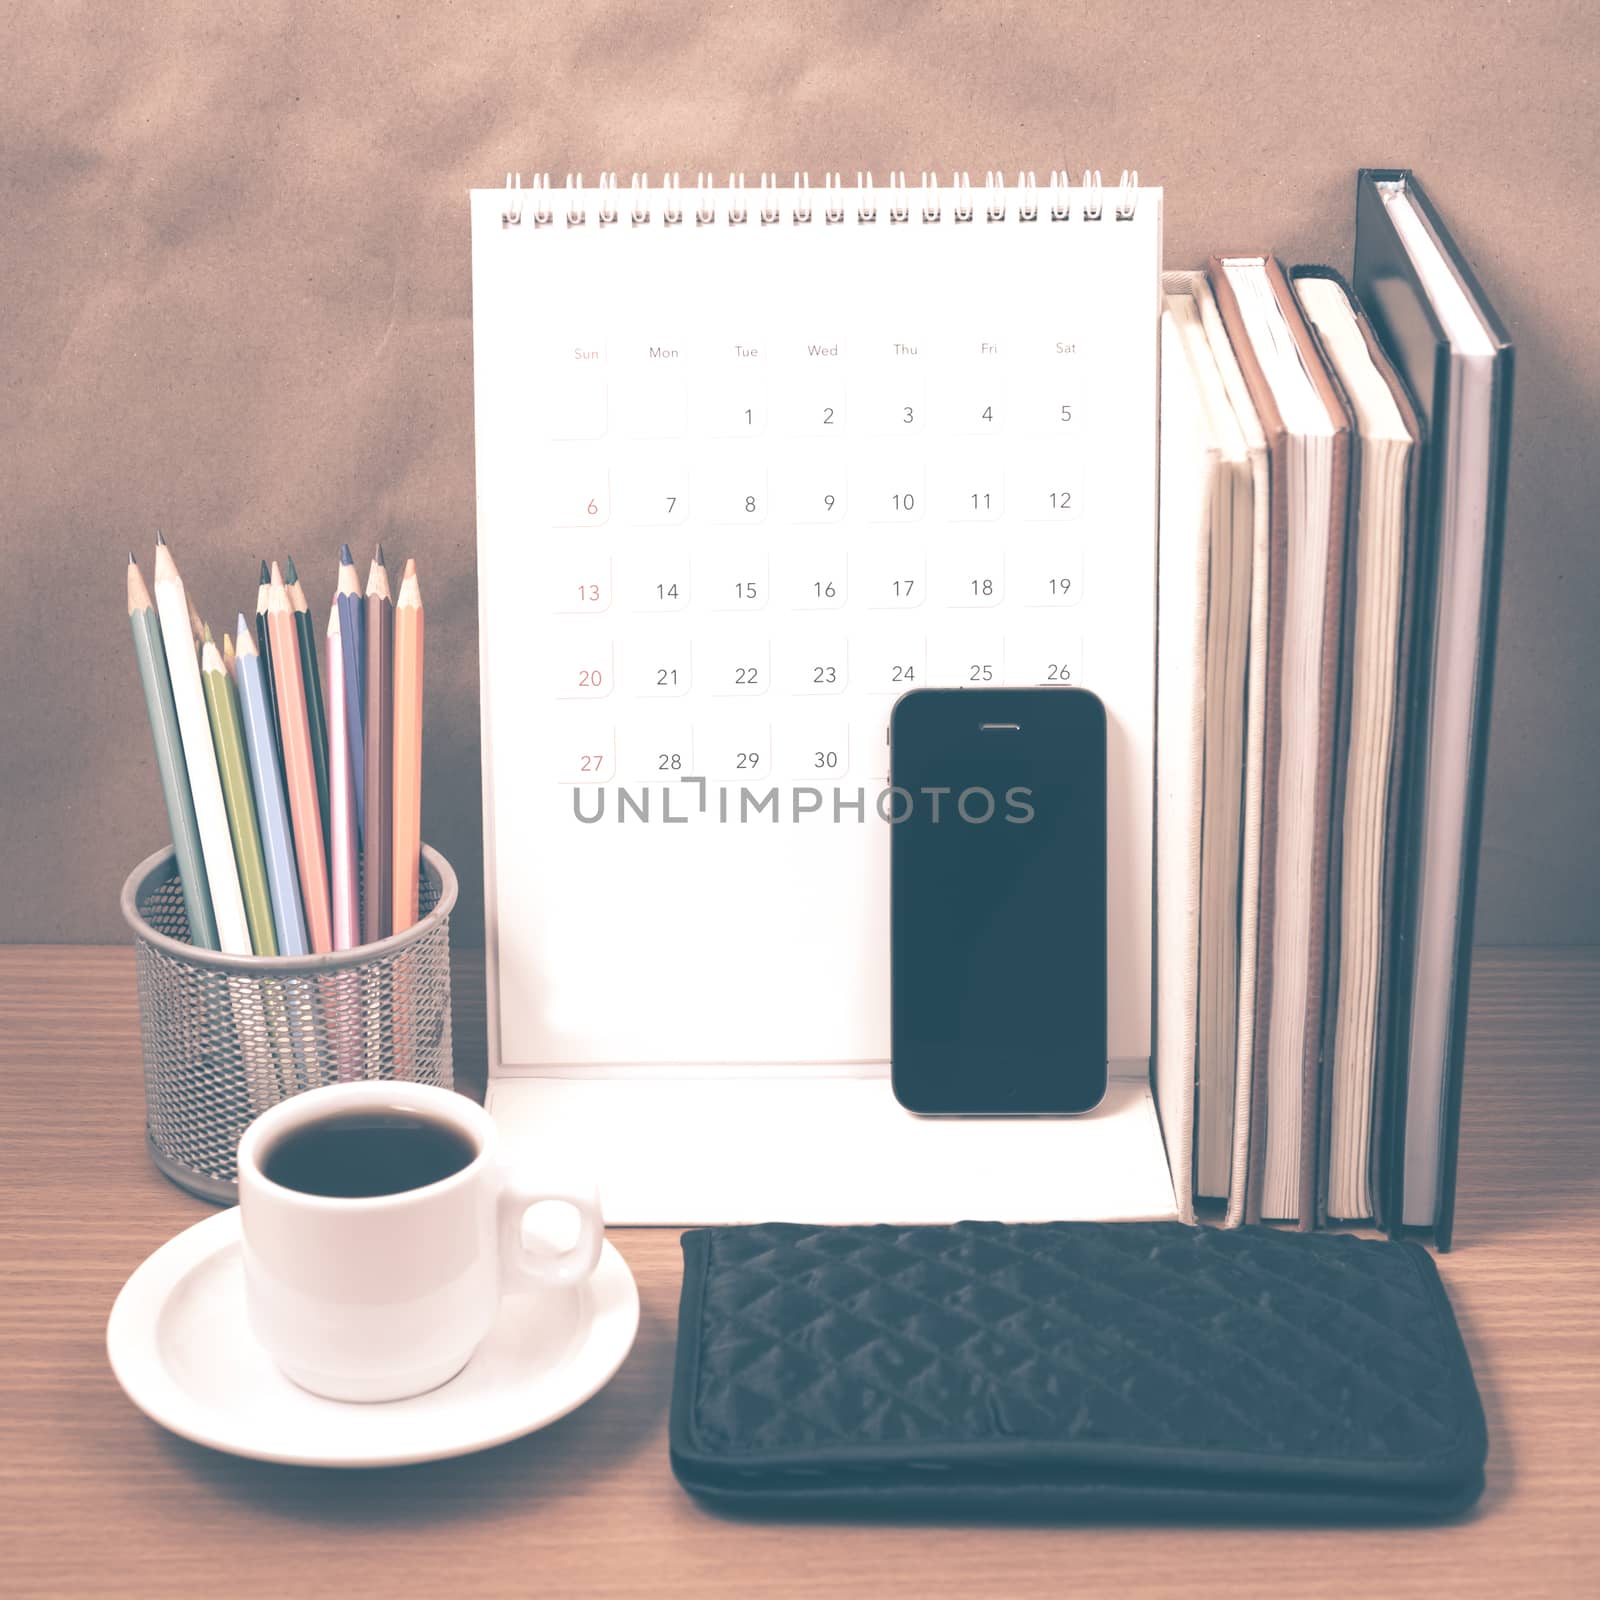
top-left (683, 1226), bottom-right (1480, 1477)
top-left (1403, 1243), bottom-right (1487, 1464)
top-left (694, 1236), bottom-right (1298, 1459)
top-left (969, 1227), bottom-right (1450, 1442)
top-left (696, 1238), bottom-right (1261, 1451)
top-left (679, 1468), bottom-right (1484, 1514)
top-left (995, 1227), bottom-right (1470, 1450)
top-left (694, 1259), bottom-right (1014, 1441)
top-left (679, 1229), bottom-right (712, 1456)
top-left (765, 1228), bottom-right (1418, 1456)
top-left (780, 1232), bottom-right (1331, 1449)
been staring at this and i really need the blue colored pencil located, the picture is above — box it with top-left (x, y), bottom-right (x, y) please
top-left (336, 543), bottom-right (366, 839)
top-left (232, 615), bottom-right (309, 956)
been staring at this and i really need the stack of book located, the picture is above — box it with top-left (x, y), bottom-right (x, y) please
top-left (1155, 170), bottom-right (1513, 1249)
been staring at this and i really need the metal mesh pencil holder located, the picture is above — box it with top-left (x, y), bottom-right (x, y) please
top-left (121, 844), bottom-right (457, 1203)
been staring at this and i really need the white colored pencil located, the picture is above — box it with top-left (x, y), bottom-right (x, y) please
top-left (152, 535), bottom-right (251, 954)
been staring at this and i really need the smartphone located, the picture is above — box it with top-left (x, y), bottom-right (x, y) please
top-left (889, 686), bottom-right (1108, 1115)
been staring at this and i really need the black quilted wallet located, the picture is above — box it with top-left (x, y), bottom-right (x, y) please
top-left (670, 1222), bottom-right (1486, 1519)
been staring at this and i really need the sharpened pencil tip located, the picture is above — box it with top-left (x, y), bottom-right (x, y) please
top-left (339, 542), bottom-right (353, 565)
top-left (260, 559), bottom-right (270, 583)
top-left (376, 543), bottom-right (386, 567)
top-left (237, 611), bottom-right (250, 637)
top-left (269, 560), bottom-right (284, 586)
top-left (202, 623), bottom-right (214, 643)
top-left (285, 555), bottom-right (299, 584)
top-left (128, 551), bottom-right (136, 564)
top-left (155, 530), bottom-right (166, 546)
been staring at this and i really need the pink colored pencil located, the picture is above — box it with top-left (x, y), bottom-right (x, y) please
top-left (391, 559), bottom-right (425, 930)
top-left (267, 562), bottom-right (333, 953)
top-left (326, 600), bottom-right (360, 950)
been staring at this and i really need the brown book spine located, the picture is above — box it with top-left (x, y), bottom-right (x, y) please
top-left (1267, 258), bottom-right (1353, 1231)
top-left (1206, 257), bottom-right (1289, 1226)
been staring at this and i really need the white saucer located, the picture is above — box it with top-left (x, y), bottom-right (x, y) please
top-left (106, 1208), bottom-right (640, 1467)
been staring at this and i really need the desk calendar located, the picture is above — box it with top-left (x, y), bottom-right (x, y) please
top-left (471, 172), bottom-right (1178, 1223)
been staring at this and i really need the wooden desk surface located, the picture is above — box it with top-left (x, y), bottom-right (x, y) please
top-left (3, 947), bottom-right (1597, 1598)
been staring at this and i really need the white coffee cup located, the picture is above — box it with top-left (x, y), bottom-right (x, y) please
top-left (236, 1081), bottom-right (604, 1403)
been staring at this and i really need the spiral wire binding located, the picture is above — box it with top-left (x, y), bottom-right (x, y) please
top-left (498, 169), bottom-right (1141, 228)
top-left (984, 171), bottom-right (1006, 221)
top-left (1050, 170), bottom-right (1072, 221)
top-left (530, 173), bottom-right (554, 227)
top-left (1115, 169), bottom-right (1138, 221)
top-left (823, 172), bottom-right (845, 225)
top-left (1017, 170), bottom-right (1039, 222)
top-left (888, 171), bottom-right (909, 224)
top-left (1081, 169), bottom-right (1104, 221)
top-left (856, 172), bottom-right (877, 224)
top-left (953, 171), bottom-right (975, 223)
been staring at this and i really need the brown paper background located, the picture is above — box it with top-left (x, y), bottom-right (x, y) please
top-left (3, 0), bottom-right (1596, 945)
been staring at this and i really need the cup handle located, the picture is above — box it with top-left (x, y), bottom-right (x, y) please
top-left (497, 1170), bottom-right (605, 1292)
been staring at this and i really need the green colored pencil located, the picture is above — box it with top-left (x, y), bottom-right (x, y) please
top-left (285, 556), bottom-right (331, 850)
top-left (127, 555), bottom-right (218, 948)
top-left (255, 559), bottom-right (282, 751)
top-left (201, 631), bottom-right (278, 955)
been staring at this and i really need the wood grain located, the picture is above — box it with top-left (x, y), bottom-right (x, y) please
top-left (2, 947), bottom-right (1597, 1598)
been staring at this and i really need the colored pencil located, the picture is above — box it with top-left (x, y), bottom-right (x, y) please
top-left (234, 617), bottom-right (308, 956)
top-left (201, 633), bottom-right (277, 956)
top-left (335, 544), bottom-right (366, 841)
top-left (363, 547), bottom-right (394, 943)
top-left (392, 559), bottom-right (425, 930)
top-left (268, 561), bottom-right (334, 953)
top-left (285, 555), bottom-right (331, 852)
top-left (127, 555), bottom-right (217, 948)
top-left (255, 561), bottom-right (280, 742)
top-left (326, 601), bottom-right (360, 949)
top-left (152, 535), bottom-right (252, 954)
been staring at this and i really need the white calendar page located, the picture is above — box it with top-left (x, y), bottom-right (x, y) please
top-left (473, 178), bottom-right (1177, 1222)
top-left (471, 176), bottom-right (1173, 1224)
top-left (475, 178), bottom-right (1159, 1073)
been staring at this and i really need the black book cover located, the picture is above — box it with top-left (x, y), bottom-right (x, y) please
top-left (1353, 170), bottom-right (1514, 1250)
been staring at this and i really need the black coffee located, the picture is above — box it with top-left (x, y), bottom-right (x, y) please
top-left (262, 1109), bottom-right (478, 1198)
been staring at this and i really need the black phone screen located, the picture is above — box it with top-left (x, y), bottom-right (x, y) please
top-left (889, 687), bottom-right (1107, 1114)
